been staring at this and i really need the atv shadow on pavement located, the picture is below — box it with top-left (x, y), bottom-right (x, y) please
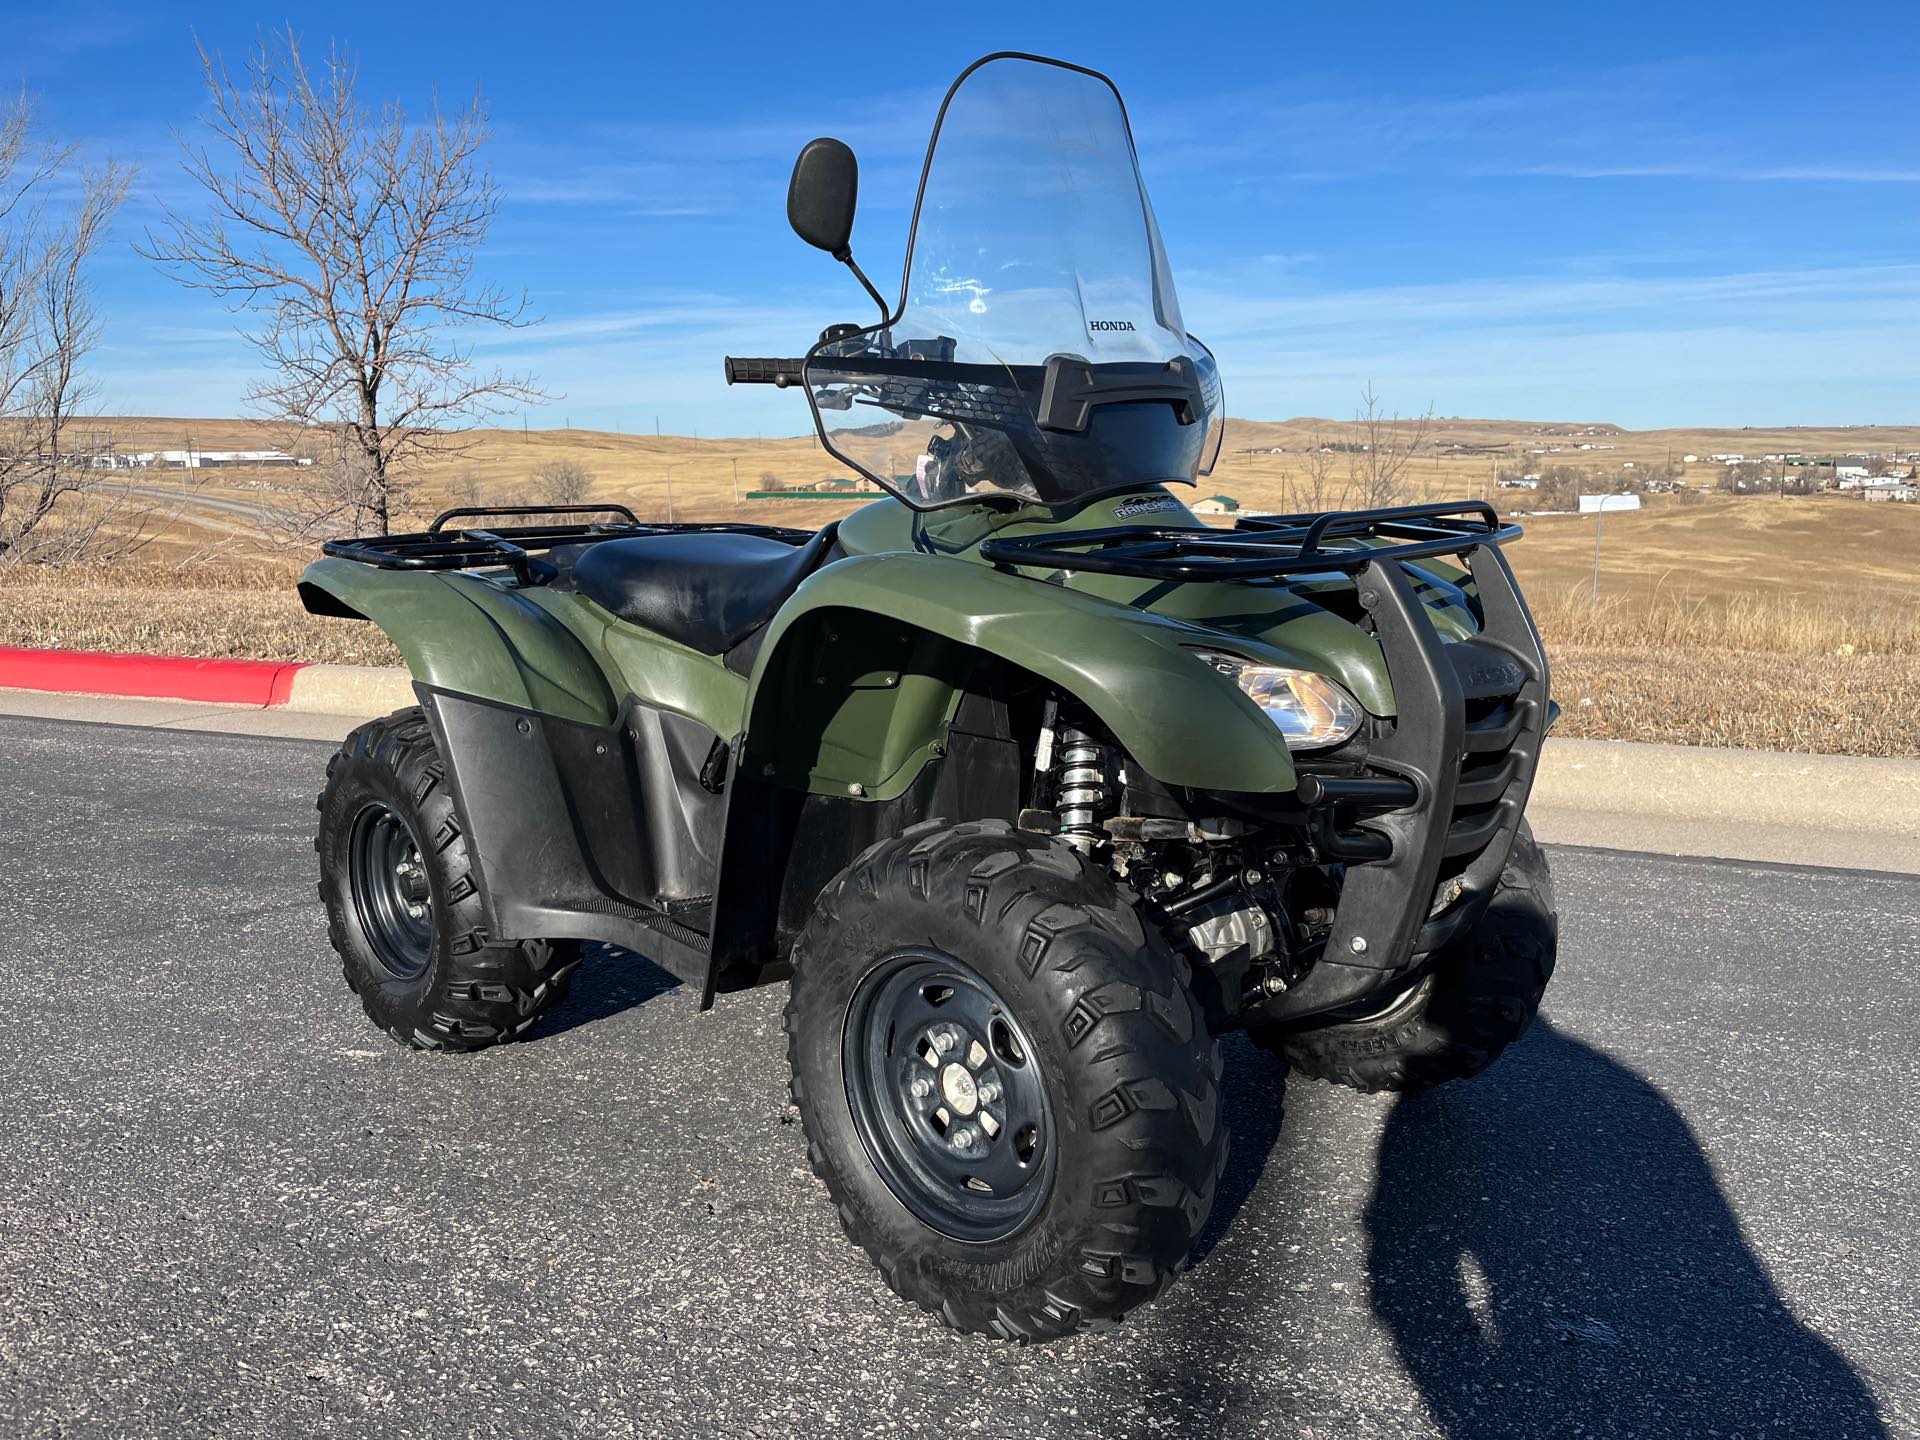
top-left (530, 945), bottom-right (682, 1039)
top-left (1366, 1019), bottom-right (1887, 1438)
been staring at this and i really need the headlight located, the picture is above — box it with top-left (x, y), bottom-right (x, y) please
top-left (1197, 652), bottom-right (1365, 751)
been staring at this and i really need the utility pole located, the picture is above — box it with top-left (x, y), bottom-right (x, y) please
top-left (731, 457), bottom-right (740, 504)
top-left (664, 461), bottom-right (686, 523)
top-left (1589, 495), bottom-right (1629, 606)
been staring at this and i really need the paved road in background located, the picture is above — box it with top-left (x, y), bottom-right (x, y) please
top-left (1, 715), bottom-right (1913, 1439)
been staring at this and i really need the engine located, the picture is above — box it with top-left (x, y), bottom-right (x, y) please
top-left (1028, 700), bottom-right (1332, 1026)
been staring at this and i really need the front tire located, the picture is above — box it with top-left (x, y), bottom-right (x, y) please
top-left (317, 707), bottom-right (582, 1051)
top-left (1255, 822), bottom-right (1558, 1093)
top-left (785, 820), bottom-right (1226, 1341)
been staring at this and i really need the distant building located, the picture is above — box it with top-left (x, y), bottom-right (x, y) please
top-left (1192, 494), bottom-right (1242, 515)
top-left (1860, 481), bottom-right (1917, 503)
top-left (129, 449), bottom-right (308, 469)
top-left (1578, 494), bottom-right (1642, 515)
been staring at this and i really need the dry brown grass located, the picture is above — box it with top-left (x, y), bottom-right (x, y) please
top-left (1532, 588), bottom-right (1920, 756)
top-left (0, 557), bottom-right (398, 665)
top-left (1548, 647), bottom-right (1916, 755)
top-left (8, 425), bottom-right (1917, 757)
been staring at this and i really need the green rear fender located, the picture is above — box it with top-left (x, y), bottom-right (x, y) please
top-left (298, 557), bottom-right (618, 725)
top-left (742, 553), bottom-right (1303, 797)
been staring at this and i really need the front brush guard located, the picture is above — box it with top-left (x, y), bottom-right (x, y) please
top-left (1260, 545), bottom-right (1550, 1025)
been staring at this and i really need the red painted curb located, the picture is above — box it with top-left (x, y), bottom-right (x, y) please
top-left (0, 647), bottom-right (309, 707)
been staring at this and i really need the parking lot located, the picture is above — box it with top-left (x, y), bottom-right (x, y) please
top-left (0, 715), bottom-right (1911, 1438)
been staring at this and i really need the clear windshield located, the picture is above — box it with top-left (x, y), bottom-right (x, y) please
top-left (806, 55), bottom-right (1224, 510)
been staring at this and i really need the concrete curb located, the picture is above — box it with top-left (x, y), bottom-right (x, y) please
top-left (281, 664), bottom-right (416, 715)
top-left (1532, 738), bottom-right (1919, 838)
top-left (1528, 738), bottom-right (1920, 874)
top-left (0, 647), bottom-right (412, 715)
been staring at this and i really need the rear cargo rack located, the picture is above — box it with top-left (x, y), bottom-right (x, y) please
top-left (322, 505), bottom-right (813, 583)
top-left (978, 500), bottom-right (1520, 581)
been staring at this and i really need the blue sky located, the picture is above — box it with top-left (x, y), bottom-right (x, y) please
top-left (13, 1), bottom-right (1919, 436)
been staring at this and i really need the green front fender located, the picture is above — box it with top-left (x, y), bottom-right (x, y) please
top-left (298, 557), bottom-right (618, 725)
top-left (742, 553), bottom-right (1303, 796)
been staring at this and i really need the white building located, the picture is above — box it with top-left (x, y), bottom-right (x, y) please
top-left (1579, 494), bottom-right (1642, 515)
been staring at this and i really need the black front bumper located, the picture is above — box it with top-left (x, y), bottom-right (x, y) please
top-left (1261, 544), bottom-right (1552, 1025)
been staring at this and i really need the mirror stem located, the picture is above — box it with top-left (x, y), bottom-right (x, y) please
top-left (836, 249), bottom-right (890, 322)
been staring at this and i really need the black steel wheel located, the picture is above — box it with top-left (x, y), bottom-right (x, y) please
top-left (347, 801), bottom-right (433, 980)
top-left (318, 707), bottom-right (583, 1051)
top-left (843, 950), bottom-right (1056, 1242)
top-left (786, 820), bottom-right (1226, 1341)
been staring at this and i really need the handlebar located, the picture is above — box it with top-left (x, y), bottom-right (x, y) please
top-left (724, 356), bottom-right (807, 387)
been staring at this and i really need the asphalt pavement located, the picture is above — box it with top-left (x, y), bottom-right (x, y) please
top-left (0, 714), bottom-right (1913, 1439)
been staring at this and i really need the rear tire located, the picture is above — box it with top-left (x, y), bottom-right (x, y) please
top-left (317, 707), bottom-right (582, 1051)
top-left (1255, 822), bottom-right (1557, 1093)
top-left (785, 820), bottom-right (1226, 1341)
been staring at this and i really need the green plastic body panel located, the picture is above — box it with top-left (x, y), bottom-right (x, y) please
top-left (304, 482), bottom-right (1495, 803)
top-left (743, 549), bottom-right (1306, 795)
top-left (299, 557), bottom-right (752, 739)
top-left (299, 557), bottom-right (618, 724)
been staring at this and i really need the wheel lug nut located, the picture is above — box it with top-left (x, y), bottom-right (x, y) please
top-left (977, 1080), bottom-right (1002, 1104)
top-left (931, 1027), bottom-right (959, 1055)
top-left (950, 1127), bottom-right (977, 1150)
top-left (406, 902), bottom-right (427, 919)
top-left (909, 1075), bottom-right (932, 1099)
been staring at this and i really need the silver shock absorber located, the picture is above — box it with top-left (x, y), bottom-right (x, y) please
top-left (1054, 727), bottom-right (1109, 851)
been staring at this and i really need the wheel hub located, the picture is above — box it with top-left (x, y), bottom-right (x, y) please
top-left (939, 1061), bottom-right (978, 1117)
top-left (347, 801), bottom-right (434, 981)
top-left (843, 951), bottom-right (1056, 1242)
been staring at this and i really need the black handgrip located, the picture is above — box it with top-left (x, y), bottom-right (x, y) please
top-left (724, 356), bottom-right (806, 387)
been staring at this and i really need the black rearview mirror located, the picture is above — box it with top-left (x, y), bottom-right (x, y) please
top-left (787, 138), bottom-right (858, 257)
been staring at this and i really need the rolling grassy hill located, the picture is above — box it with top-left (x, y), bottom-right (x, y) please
top-left (10, 414), bottom-right (1917, 754)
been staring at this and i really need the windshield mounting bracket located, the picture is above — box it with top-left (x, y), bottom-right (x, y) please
top-left (1036, 354), bottom-right (1202, 433)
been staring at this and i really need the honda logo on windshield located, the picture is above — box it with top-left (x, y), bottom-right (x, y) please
top-left (1089, 319), bottom-right (1136, 332)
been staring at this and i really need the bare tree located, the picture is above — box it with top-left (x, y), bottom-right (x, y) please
top-left (1344, 383), bottom-right (1432, 510)
top-left (258, 431), bottom-right (398, 540)
top-left (1296, 429), bottom-right (1339, 515)
top-left (0, 95), bottom-right (141, 563)
top-left (532, 458), bottom-right (592, 506)
top-left (447, 466), bottom-right (487, 507)
top-left (141, 30), bottom-right (546, 537)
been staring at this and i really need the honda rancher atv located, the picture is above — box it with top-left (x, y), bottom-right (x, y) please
top-left (301, 53), bottom-right (1558, 1341)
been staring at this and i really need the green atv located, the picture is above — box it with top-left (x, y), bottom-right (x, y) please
top-left (301, 53), bottom-right (1558, 1341)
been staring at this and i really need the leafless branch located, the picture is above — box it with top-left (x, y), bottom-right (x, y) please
top-left (140, 29), bottom-right (548, 537)
top-left (1298, 428), bottom-right (1338, 514)
top-left (1343, 383), bottom-right (1432, 510)
top-left (0, 92), bottom-right (139, 563)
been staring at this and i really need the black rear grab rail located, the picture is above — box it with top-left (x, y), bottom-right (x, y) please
top-left (428, 503), bottom-right (640, 533)
top-left (979, 499), bottom-right (1520, 581)
top-left (323, 515), bottom-right (814, 581)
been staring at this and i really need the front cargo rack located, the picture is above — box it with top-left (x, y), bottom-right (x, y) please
top-left (978, 500), bottom-right (1521, 581)
top-left (322, 505), bottom-right (813, 583)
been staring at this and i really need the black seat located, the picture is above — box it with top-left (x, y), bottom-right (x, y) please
top-left (571, 527), bottom-right (838, 655)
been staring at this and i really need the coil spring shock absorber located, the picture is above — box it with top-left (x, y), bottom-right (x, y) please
top-left (1054, 727), bottom-right (1110, 851)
